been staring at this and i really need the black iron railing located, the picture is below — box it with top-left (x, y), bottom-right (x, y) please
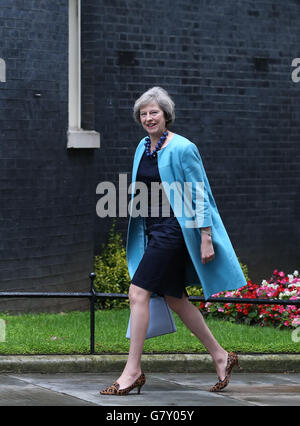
top-left (0, 272), bottom-right (299, 354)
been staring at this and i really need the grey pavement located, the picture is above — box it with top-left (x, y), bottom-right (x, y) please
top-left (0, 354), bottom-right (300, 406)
top-left (0, 372), bottom-right (300, 406)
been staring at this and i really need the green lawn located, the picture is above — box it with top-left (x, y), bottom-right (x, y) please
top-left (0, 308), bottom-right (299, 355)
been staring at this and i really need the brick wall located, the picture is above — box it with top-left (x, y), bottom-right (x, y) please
top-left (0, 0), bottom-right (299, 314)
top-left (83, 0), bottom-right (300, 283)
top-left (0, 0), bottom-right (95, 312)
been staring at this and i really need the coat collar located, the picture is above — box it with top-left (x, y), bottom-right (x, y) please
top-left (131, 134), bottom-right (177, 186)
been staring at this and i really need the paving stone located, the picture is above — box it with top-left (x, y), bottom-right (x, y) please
top-left (1, 372), bottom-right (299, 406)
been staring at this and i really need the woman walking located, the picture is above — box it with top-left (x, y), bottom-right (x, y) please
top-left (100, 87), bottom-right (246, 396)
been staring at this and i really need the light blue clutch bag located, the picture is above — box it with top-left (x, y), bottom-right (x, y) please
top-left (126, 294), bottom-right (177, 339)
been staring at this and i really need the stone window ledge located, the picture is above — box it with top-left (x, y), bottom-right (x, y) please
top-left (67, 128), bottom-right (100, 149)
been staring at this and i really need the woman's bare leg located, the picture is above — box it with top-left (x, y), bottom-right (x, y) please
top-left (165, 293), bottom-right (228, 380)
top-left (116, 283), bottom-right (151, 389)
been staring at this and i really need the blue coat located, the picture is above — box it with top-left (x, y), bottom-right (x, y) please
top-left (126, 133), bottom-right (247, 300)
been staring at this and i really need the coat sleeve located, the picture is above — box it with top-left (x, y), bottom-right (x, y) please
top-left (180, 143), bottom-right (213, 229)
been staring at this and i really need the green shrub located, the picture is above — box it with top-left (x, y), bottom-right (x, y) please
top-left (239, 258), bottom-right (250, 282)
top-left (94, 221), bottom-right (130, 309)
top-left (185, 285), bottom-right (204, 302)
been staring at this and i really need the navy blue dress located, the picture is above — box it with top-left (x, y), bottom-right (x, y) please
top-left (131, 150), bottom-right (189, 299)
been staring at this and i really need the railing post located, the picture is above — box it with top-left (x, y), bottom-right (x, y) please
top-left (89, 272), bottom-right (96, 355)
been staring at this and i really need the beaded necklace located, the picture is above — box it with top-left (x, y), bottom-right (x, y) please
top-left (144, 131), bottom-right (168, 159)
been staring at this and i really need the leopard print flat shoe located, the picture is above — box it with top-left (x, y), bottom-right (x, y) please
top-left (100, 373), bottom-right (146, 396)
top-left (209, 352), bottom-right (240, 392)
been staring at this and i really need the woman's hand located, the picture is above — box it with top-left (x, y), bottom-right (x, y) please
top-left (201, 233), bottom-right (215, 264)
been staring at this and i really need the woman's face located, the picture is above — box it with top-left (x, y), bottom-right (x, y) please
top-left (139, 102), bottom-right (166, 137)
